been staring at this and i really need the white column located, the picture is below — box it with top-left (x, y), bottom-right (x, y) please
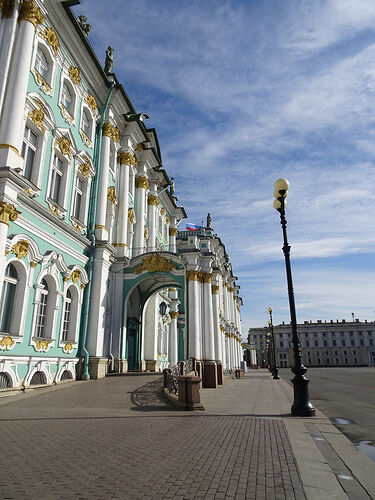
top-left (187, 271), bottom-right (201, 359)
top-left (134, 171), bottom-right (148, 256)
top-left (0, 1), bottom-right (43, 168)
top-left (202, 274), bottom-right (215, 361)
top-left (116, 152), bottom-right (131, 257)
top-left (221, 327), bottom-right (227, 369)
top-left (169, 217), bottom-right (178, 253)
top-left (95, 127), bottom-right (111, 241)
top-left (211, 281), bottom-right (222, 363)
top-left (86, 247), bottom-right (111, 356)
top-left (0, 203), bottom-right (19, 285)
top-left (0, 1), bottom-right (20, 116)
top-left (147, 188), bottom-right (158, 251)
top-left (169, 302), bottom-right (179, 367)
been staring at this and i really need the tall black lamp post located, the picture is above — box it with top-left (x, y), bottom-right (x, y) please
top-left (268, 307), bottom-right (279, 379)
top-left (273, 178), bottom-right (315, 417)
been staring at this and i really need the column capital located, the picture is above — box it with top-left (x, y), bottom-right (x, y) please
top-left (170, 311), bottom-right (179, 319)
top-left (119, 151), bottom-right (138, 168)
top-left (211, 285), bottom-right (219, 294)
top-left (148, 194), bottom-right (159, 206)
top-left (0, 0), bottom-right (15, 18)
top-left (169, 227), bottom-right (178, 236)
top-left (102, 122), bottom-right (120, 142)
top-left (0, 201), bottom-right (21, 226)
top-left (135, 176), bottom-right (149, 190)
top-left (19, 0), bottom-right (44, 28)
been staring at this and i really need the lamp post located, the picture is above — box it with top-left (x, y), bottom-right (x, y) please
top-left (268, 307), bottom-right (279, 379)
top-left (273, 178), bottom-right (315, 417)
top-left (266, 336), bottom-right (271, 371)
top-left (266, 332), bottom-right (272, 372)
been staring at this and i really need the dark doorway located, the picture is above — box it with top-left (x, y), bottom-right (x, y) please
top-left (127, 317), bottom-right (140, 370)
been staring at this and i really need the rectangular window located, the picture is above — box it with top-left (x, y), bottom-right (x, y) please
top-left (73, 176), bottom-right (85, 221)
top-left (360, 339), bottom-right (364, 346)
top-left (49, 155), bottom-right (64, 204)
top-left (21, 126), bottom-right (38, 181)
top-left (333, 340), bottom-right (337, 346)
top-left (351, 339), bottom-right (355, 346)
top-left (342, 340), bottom-right (346, 347)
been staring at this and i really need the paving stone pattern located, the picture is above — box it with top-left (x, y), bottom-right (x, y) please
top-left (0, 377), bottom-right (305, 499)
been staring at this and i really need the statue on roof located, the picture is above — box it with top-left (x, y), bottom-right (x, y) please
top-left (104, 46), bottom-right (114, 74)
top-left (77, 16), bottom-right (91, 36)
top-left (170, 177), bottom-right (175, 195)
top-left (206, 213), bottom-right (212, 228)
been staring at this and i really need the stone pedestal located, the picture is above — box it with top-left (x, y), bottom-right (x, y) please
top-left (178, 375), bottom-right (204, 410)
top-left (113, 359), bottom-right (128, 373)
top-left (88, 357), bottom-right (108, 379)
top-left (146, 360), bottom-right (161, 372)
top-left (202, 360), bottom-right (217, 388)
top-left (216, 361), bottom-right (223, 385)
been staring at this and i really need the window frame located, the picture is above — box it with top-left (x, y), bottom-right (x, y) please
top-left (32, 274), bottom-right (59, 341)
top-left (47, 151), bottom-right (69, 212)
top-left (31, 40), bottom-right (56, 96)
top-left (0, 260), bottom-right (28, 337)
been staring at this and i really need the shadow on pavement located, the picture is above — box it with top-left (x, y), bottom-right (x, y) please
top-left (130, 376), bottom-right (177, 412)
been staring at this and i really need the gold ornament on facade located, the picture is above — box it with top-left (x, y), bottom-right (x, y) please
top-left (32, 70), bottom-right (51, 94)
top-left (41, 27), bottom-right (60, 57)
top-left (186, 270), bottom-right (199, 282)
top-left (30, 261), bottom-right (37, 268)
top-left (128, 208), bottom-right (135, 224)
top-left (211, 285), bottom-right (219, 294)
top-left (144, 225), bottom-right (148, 239)
top-left (19, 0), bottom-right (44, 28)
top-left (33, 339), bottom-right (51, 352)
top-left (170, 311), bottom-right (179, 319)
top-left (85, 94), bottom-right (97, 111)
top-left (63, 276), bottom-right (69, 282)
top-left (63, 342), bottom-right (74, 354)
top-left (112, 127), bottom-right (120, 143)
top-left (56, 136), bottom-right (71, 159)
top-left (80, 283), bottom-right (86, 289)
top-left (165, 217), bottom-right (170, 224)
top-left (68, 66), bottom-right (81, 85)
top-left (169, 227), bottom-right (178, 237)
top-left (148, 194), bottom-right (159, 206)
top-left (28, 102), bottom-right (45, 133)
top-left (102, 122), bottom-right (112, 137)
top-left (12, 240), bottom-right (29, 259)
top-left (134, 254), bottom-right (176, 275)
top-left (0, 335), bottom-right (15, 351)
top-left (135, 176), bottom-right (149, 190)
top-left (70, 269), bottom-right (81, 284)
top-left (0, 201), bottom-right (21, 226)
top-left (119, 152), bottom-right (137, 168)
top-left (0, 0), bottom-right (15, 18)
top-left (78, 159), bottom-right (90, 179)
top-left (107, 186), bottom-right (116, 205)
top-left (135, 142), bottom-right (143, 151)
top-left (160, 208), bottom-right (165, 216)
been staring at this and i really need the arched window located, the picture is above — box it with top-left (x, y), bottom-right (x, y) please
top-left (81, 108), bottom-right (91, 137)
top-left (62, 288), bottom-right (72, 341)
top-left (0, 264), bottom-right (18, 333)
top-left (61, 82), bottom-right (73, 115)
top-left (35, 278), bottom-right (49, 338)
top-left (34, 46), bottom-right (49, 81)
top-left (21, 125), bottom-right (38, 181)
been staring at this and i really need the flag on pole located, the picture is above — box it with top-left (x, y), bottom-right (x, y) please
top-left (186, 223), bottom-right (202, 231)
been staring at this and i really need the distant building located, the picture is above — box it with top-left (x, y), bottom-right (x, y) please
top-left (248, 319), bottom-right (375, 368)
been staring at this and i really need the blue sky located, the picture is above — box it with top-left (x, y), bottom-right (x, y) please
top-left (73, 0), bottom-right (375, 334)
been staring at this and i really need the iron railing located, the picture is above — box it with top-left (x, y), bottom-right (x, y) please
top-left (164, 357), bottom-right (196, 396)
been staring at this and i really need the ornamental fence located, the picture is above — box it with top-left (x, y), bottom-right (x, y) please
top-left (163, 357), bottom-right (197, 396)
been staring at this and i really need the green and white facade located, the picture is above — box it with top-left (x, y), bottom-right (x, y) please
top-left (0, 0), bottom-right (243, 390)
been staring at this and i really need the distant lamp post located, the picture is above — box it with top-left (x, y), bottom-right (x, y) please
top-left (268, 307), bottom-right (279, 379)
top-left (266, 338), bottom-right (271, 369)
top-left (273, 178), bottom-right (315, 417)
top-left (266, 332), bottom-right (272, 372)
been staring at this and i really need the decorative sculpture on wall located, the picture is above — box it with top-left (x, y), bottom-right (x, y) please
top-left (134, 254), bottom-right (176, 275)
top-left (77, 15), bottom-right (91, 36)
top-left (104, 46), bottom-right (114, 74)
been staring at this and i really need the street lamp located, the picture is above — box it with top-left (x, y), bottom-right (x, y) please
top-left (273, 178), bottom-right (315, 417)
top-left (266, 332), bottom-right (272, 372)
top-left (268, 307), bottom-right (279, 379)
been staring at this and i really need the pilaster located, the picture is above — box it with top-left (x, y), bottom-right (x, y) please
top-left (134, 168), bottom-right (148, 256)
top-left (95, 129), bottom-right (111, 241)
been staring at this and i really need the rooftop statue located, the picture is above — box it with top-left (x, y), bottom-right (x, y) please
top-left (207, 213), bottom-right (212, 228)
top-left (77, 15), bottom-right (91, 36)
top-left (170, 177), bottom-right (175, 195)
top-left (104, 46), bottom-right (114, 74)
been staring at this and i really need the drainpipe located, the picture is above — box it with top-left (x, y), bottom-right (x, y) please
top-left (79, 79), bottom-right (116, 380)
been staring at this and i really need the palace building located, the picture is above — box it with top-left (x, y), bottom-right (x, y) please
top-left (0, 0), bottom-right (243, 389)
top-left (248, 319), bottom-right (375, 368)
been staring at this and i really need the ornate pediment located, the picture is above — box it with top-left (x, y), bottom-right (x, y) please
top-left (133, 254), bottom-right (176, 275)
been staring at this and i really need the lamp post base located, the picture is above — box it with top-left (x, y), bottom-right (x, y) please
top-left (291, 375), bottom-right (315, 416)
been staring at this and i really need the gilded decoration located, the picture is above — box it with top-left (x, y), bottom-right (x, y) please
top-left (102, 122), bottom-right (120, 142)
top-left (228, 287), bottom-right (234, 293)
top-left (85, 94), bottom-right (97, 111)
top-left (119, 152), bottom-right (137, 168)
top-left (136, 176), bottom-right (149, 190)
top-left (170, 311), bottom-right (179, 319)
top-left (212, 285), bottom-right (219, 294)
top-left (148, 194), bottom-right (159, 206)
top-left (28, 100), bottom-right (45, 133)
top-left (0, 0), bottom-right (15, 18)
top-left (135, 142), bottom-right (143, 151)
top-left (107, 186), bottom-right (116, 205)
top-left (128, 208), bottom-right (134, 224)
top-left (169, 227), bottom-right (178, 237)
top-left (186, 270), bottom-right (199, 282)
top-left (78, 159), bottom-right (90, 179)
top-left (56, 136), bottom-right (71, 159)
top-left (70, 269), bottom-right (81, 283)
top-left (80, 283), bottom-right (86, 289)
top-left (160, 208), bottom-right (165, 216)
top-left (144, 226), bottom-right (148, 239)
top-left (60, 104), bottom-right (74, 125)
top-left (32, 69), bottom-right (51, 94)
top-left (0, 201), bottom-right (21, 226)
top-left (166, 217), bottom-right (170, 224)
top-left (79, 129), bottom-right (92, 148)
top-left (30, 261), bottom-right (37, 268)
top-left (41, 27), bottom-right (60, 57)
top-left (33, 339), bottom-right (51, 352)
top-left (68, 66), bottom-right (81, 85)
top-left (133, 254), bottom-right (176, 275)
top-left (12, 240), bottom-right (29, 259)
top-left (186, 270), bottom-right (212, 283)
top-left (0, 335), bottom-right (15, 351)
top-left (19, 0), bottom-right (44, 28)
top-left (63, 342), bottom-right (74, 354)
